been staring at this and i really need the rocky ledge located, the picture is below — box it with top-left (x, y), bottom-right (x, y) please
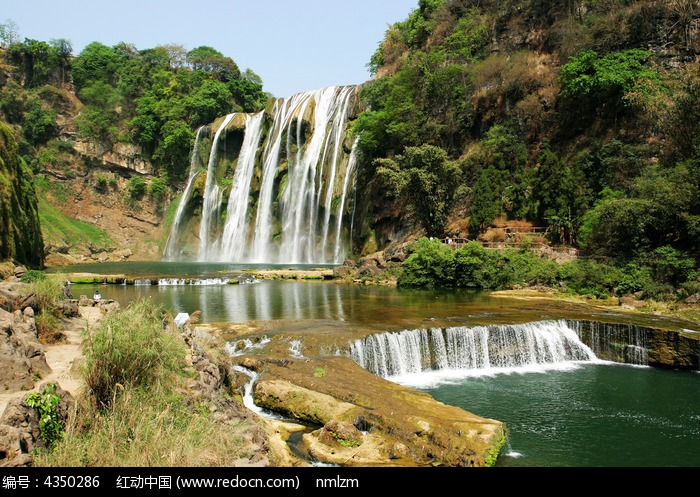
top-left (237, 354), bottom-right (506, 467)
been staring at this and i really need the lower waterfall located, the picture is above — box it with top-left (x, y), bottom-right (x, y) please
top-left (348, 320), bottom-right (600, 382)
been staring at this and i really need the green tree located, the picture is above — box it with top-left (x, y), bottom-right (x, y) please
top-left (559, 49), bottom-right (661, 118)
top-left (187, 46), bottom-right (240, 82)
top-left (376, 144), bottom-right (461, 238)
top-left (155, 120), bottom-right (195, 181)
top-left (468, 165), bottom-right (502, 232)
top-left (7, 38), bottom-right (62, 88)
top-left (23, 98), bottom-right (57, 145)
top-left (185, 79), bottom-right (233, 126)
top-left (72, 42), bottom-right (121, 88)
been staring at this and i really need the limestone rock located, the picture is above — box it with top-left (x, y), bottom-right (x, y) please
top-left (0, 307), bottom-right (50, 393)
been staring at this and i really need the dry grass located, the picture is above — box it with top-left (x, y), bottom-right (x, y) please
top-left (34, 386), bottom-right (262, 467)
top-left (33, 298), bottom-right (267, 467)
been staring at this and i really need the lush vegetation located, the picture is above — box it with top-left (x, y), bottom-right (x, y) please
top-left (1, 1), bottom-right (699, 303)
top-left (0, 35), bottom-right (269, 186)
top-left (399, 238), bottom-right (699, 302)
top-left (354, 0), bottom-right (699, 300)
top-left (0, 120), bottom-right (44, 267)
top-left (34, 298), bottom-right (265, 466)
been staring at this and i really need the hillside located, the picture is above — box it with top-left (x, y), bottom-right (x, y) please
top-left (0, 1), bottom-right (697, 297)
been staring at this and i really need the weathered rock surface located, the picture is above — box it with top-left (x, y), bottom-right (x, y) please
top-left (244, 355), bottom-right (507, 467)
top-left (0, 306), bottom-right (51, 393)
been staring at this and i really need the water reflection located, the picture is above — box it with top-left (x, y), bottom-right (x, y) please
top-left (69, 279), bottom-right (697, 335)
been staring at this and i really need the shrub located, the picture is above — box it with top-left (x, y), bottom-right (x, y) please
top-left (127, 175), bottom-right (147, 200)
top-left (398, 237), bottom-right (456, 288)
top-left (80, 298), bottom-right (188, 410)
top-left (26, 383), bottom-right (64, 451)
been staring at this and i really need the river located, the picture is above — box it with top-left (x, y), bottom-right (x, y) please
top-left (52, 262), bottom-right (700, 467)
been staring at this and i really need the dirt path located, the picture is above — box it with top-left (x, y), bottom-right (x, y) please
top-left (0, 306), bottom-right (102, 418)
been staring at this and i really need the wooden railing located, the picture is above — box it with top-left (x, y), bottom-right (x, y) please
top-left (436, 235), bottom-right (579, 258)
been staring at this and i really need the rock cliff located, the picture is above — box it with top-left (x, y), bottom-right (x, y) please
top-left (0, 122), bottom-right (44, 268)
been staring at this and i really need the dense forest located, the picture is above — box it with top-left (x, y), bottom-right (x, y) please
top-left (351, 0), bottom-right (699, 300)
top-left (0, 0), bottom-right (699, 303)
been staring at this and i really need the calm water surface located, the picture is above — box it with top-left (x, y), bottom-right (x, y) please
top-left (58, 262), bottom-right (700, 467)
top-left (417, 363), bottom-right (700, 467)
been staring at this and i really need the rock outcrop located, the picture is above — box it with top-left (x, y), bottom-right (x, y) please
top-left (0, 306), bottom-right (51, 393)
top-left (239, 354), bottom-right (507, 467)
top-left (0, 121), bottom-right (44, 268)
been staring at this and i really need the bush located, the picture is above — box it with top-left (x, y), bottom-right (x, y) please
top-left (558, 259), bottom-right (624, 298)
top-left (80, 298), bottom-right (188, 410)
top-left (398, 237), bottom-right (456, 288)
top-left (127, 175), bottom-right (147, 200)
top-left (452, 241), bottom-right (505, 289)
top-left (26, 383), bottom-right (64, 451)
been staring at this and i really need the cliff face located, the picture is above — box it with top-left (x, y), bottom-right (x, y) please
top-left (0, 122), bottom-right (44, 268)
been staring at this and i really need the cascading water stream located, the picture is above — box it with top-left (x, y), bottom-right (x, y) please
top-left (163, 126), bottom-right (206, 260)
top-left (218, 111), bottom-right (265, 261)
top-left (198, 113), bottom-right (236, 261)
top-left (348, 320), bottom-right (600, 381)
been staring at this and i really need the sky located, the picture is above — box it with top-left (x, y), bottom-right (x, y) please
top-left (2, 0), bottom-right (418, 98)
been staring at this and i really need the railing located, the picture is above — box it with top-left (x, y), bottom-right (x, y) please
top-left (437, 236), bottom-right (579, 258)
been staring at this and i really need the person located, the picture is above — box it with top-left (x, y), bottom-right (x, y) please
top-left (62, 281), bottom-right (73, 299)
top-left (93, 290), bottom-right (102, 301)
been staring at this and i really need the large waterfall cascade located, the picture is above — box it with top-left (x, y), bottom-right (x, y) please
top-left (164, 85), bottom-right (360, 264)
top-left (348, 320), bottom-right (603, 379)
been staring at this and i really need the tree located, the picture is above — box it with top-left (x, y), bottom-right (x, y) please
top-left (559, 49), bottom-right (661, 118)
top-left (49, 38), bottom-right (72, 85)
top-left (0, 19), bottom-right (19, 47)
top-left (187, 46), bottom-right (240, 82)
top-left (376, 144), bottom-right (460, 238)
top-left (72, 42), bottom-right (121, 88)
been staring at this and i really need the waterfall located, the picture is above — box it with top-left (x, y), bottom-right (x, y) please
top-left (198, 113), bottom-right (236, 260)
top-left (163, 126), bottom-right (206, 260)
top-left (348, 320), bottom-right (599, 379)
top-left (218, 111), bottom-right (265, 261)
top-left (164, 86), bottom-right (359, 265)
top-left (567, 320), bottom-right (649, 365)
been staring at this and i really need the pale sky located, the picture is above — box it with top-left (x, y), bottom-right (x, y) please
top-left (2, 0), bottom-right (417, 98)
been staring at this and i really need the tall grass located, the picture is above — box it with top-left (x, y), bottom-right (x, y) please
top-left (34, 298), bottom-right (267, 467)
top-left (80, 298), bottom-right (189, 410)
top-left (38, 387), bottom-right (263, 467)
top-left (24, 271), bottom-right (69, 342)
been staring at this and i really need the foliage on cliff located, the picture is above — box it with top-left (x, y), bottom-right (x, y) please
top-left (0, 120), bottom-right (44, 267)
top-left (0, 38), bottom-right (269, 184)
top-left (354, 0), bottom-right (699, 294)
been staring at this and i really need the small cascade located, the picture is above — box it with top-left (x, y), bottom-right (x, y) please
top-left (198, 113), bottom-right (236, 260)
top-left (231, 365), bottom-right (283, 419)
top-left (567, 320), bottom-right (649, 366)
top-left (157, 277), bottom-right (231, 286)
top-left (348, 320), bottom-right (598, 378)
top-left (163, 126), bottom-right (206, 260)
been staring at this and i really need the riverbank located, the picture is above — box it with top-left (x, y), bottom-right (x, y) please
top-left (489, 287), bottom-right (700, 327)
